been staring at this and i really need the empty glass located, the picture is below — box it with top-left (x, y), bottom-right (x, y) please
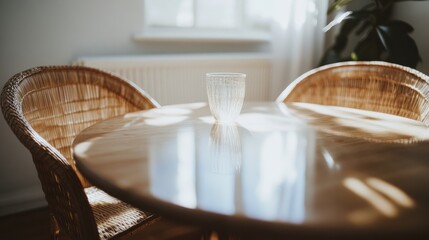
top-left (206, 72), bottom-right (246, 123)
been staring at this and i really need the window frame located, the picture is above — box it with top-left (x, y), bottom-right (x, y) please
top-left (135, 0), bottom-right (271, 43)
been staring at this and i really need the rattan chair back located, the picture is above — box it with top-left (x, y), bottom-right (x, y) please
top-left (277, 61), bottom-right (429, 125)
top-left (1, 66), bottom-right (160, 239)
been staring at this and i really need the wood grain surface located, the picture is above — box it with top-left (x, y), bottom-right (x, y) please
top-left (73, 102), bottom-right (429, 239)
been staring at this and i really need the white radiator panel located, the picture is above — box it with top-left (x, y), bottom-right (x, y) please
top-left (76, 54), bottom-right (272, 105)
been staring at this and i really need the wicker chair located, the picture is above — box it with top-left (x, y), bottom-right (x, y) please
top-left (1, 66), bottom-right (162, 239)
top-left (276, 61), bottom-right (429, 125)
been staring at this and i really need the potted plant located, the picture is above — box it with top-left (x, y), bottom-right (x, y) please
top-left (320, 0), bottom-right (426, 68)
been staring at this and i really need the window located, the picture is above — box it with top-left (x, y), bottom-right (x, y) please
top-left (136, 0), bottom-right (275, 42)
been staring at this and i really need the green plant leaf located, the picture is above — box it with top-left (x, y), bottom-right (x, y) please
top-left (353, 29), bottom-right (385, 61)
top-left (355, 19), bottom-right (373, 35)
top-left (324, 10), bottom-right (372, 32)
top-left (330, 17), bottom-right (362, 53)
top-left (377, 21), bottom-right (421, 67)
top-left (384, 20), bottom-right (413, 32)
top-left (319, 48), bottom-right (344, 66)
top-left (320, 0), bottom-right (424, 69)
top-left (319, 11), bottom-right (370, 66)
top-left (328, 0), bottom-right (354, 15)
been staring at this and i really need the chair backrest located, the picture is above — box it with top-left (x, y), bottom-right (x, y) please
top-left (276, 61), bottom-right (429, 125)
top-left (1, 66), bottom-right (159, 238)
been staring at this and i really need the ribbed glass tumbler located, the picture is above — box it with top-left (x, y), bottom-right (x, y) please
top-left (206, 72), bottom-right (246, 123)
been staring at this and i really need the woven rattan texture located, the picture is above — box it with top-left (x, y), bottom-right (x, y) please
top-left (1, 66), bottom-right (160, 239)
top-left (85, 186), bottom-right (153, 240)
top-left (277, 61), bottom-right (429, 125)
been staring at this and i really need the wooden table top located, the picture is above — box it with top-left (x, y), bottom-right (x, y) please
top-left (73, 102), bottom-right (429, 239)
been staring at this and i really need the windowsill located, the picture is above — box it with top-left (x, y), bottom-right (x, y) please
top-left (133, 29), bottom-right (271, 43)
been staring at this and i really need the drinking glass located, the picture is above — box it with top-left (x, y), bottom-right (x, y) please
top-left (206, 72), bottom-right (245, 123)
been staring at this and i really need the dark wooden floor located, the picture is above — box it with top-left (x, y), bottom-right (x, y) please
top-left (0, 207), bottom-right (51, 240)
top-left (0, 207), bottom-right (204, 240)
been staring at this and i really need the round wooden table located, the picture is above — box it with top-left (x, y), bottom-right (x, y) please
top-left (73, 102), bottom-right (429, 239)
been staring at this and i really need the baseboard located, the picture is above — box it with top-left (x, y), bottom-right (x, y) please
top-left (0, 185), bottom-right (47, 216)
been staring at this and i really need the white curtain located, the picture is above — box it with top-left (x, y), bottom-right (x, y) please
top-left (270, 0), bottom-right (328, 100)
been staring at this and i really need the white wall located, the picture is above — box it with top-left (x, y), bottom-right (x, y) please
top-left (0, 0), bottom-right (268, 216)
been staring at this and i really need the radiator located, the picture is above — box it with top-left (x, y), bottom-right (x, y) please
top-left (76, 54), bottom-right (272, 105)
